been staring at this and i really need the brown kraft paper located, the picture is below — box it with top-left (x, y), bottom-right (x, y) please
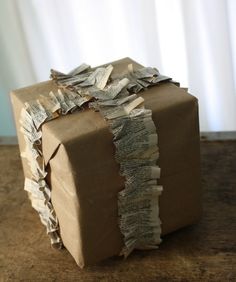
top-left (10, 57), bottom-right (202, 267)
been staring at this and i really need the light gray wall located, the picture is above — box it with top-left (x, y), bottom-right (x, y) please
top-left (0, 87), bottom-right (15, 136)
top-left (0, 0), bottom-right (37, 136)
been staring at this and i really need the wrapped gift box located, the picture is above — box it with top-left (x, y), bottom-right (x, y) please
top-left (10, 58), bottom-right (201, 267)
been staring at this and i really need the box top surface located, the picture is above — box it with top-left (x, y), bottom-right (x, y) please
top-left (11, 57), bottom-right (197, 166)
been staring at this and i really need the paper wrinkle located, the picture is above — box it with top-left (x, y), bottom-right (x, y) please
top-left (20, 62), bottom-right (174, 255)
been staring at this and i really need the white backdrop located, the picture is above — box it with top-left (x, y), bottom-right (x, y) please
top-left (0, 0), bottom-right (236, 135)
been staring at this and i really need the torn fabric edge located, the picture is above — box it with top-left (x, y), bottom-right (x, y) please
top-left (20, 62), bottom-right (175, 255)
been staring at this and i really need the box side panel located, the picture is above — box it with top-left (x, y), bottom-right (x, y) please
top-left (49, 143), bottom-right (85, 267)
top-left (10, 91), bottom-right (32, 179)
top-left (146, 86), bottom-right (201, 234)
top-left (64, 127), bottom-right (124, 266)
top-left (10, 81), bottom-right (58, 178)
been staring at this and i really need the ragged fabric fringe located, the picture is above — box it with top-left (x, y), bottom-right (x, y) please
top-left (20, 62), bottom-right (173, 256)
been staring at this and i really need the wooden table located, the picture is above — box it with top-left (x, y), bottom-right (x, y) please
top-left (0, 142), bottom-right (235, 281)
